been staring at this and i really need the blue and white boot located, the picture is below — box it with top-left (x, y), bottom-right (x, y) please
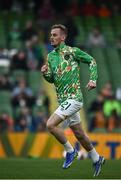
top-left (93, 156), bottom-right (105, 176)
top-left (62, 148), bottom-right (78, 169)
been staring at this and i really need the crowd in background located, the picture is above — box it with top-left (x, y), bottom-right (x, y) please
top-left (89, 82), bottom-right (121, 133)
top-left (0, 0), bottom-right (121, 133)
top-left (0, 0), bottom-right (121, 17)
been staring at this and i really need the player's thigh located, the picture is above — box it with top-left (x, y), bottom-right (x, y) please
top-left (47, 113), bottom-right (63, 128)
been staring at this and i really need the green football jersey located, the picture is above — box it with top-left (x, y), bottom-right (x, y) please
top-left (43, 43), bottom-right (98, 104)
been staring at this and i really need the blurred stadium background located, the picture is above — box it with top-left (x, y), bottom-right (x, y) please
top-left (0, 0), bottom-right (121, 178)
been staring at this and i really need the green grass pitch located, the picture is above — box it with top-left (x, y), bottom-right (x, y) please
top-left (0, 158), bottom-right (121, 179)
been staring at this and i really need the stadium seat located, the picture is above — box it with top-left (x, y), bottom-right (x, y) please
top-left (7, 11), bottom-right (34, 30)
top-left (32, 105), bottom-right (45, 116)
top-left (0, 13), bottom-right (7, 46)
top-left (92, 128), bottom-right (107, 133)
top-left (99, 17), bottom-right (112, 27)
top-left (105, 47), bottom-right (121, 89)
top-left (111, 128), bottom-right (121, 133)
top-left (84, 16), bottom-right (97, 32)
top-left (0, 105), bottom-right (13, 117)
top-left (27, 71), bottom-right (42, 93)
top-left (0, 91), bottom-right (11, 104)
top-left (0, 66), bottom-right (9, 75)
top-left (101, 26), bottom-right (115, 43)
top-left (12, 70), bottom-right (27, 81)
top-left (91, 47), bottom-right (110, 91)
top-left (0, 90), bottom-right (13, 117)
top-left (74, 25), bottom-right (86, 46)
top-left (80, 60), bottom-right (97, 111)
top-left (73, 17), bottom-right (86, 46)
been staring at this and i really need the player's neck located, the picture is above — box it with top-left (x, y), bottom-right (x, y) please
top-left (55, 42), bottom-right (65, 51)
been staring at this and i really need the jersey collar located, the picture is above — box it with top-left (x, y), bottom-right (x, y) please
top-left (55, 42), bottom-right (66, 52)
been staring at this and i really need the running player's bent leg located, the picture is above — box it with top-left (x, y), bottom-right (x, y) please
top-left (70, 123), bottom-right (93, 151)
top-left (47, 99), bottom-right (82, 145)
top-left (70, 123), bottom-right (105, 176)
top-left (46, 113), bottom-right (67, 144)
top-left (47, 113), bottom-right (77, 169)
top-left (47, 99), bottom-right (83, 169)
top-left (47, 113), bottom-right (74, 152)
top-left (70, 123), bottom-right (100, 162)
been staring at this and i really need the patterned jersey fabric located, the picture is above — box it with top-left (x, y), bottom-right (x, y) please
top-left (43, 43), bottom-right (98, 104)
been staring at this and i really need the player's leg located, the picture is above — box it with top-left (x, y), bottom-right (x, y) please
top-left (47, 113), bottom-right (68, 144)
top-left (70, 123), bottom-right (105, 176)
top-left (47, 113), bottom-right (77, 168)
top-left (47, 99), bottom-right (82, 146)
top-left (47, 99), bottom-right (83, 168)
top-left (70, 123), bottom-right (96, 153)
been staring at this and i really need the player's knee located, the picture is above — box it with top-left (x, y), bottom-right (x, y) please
top-left (46, 121), bottom-right (55, 132)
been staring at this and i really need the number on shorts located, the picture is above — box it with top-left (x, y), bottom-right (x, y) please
top-left (61, 101), bottom-right (71, 110)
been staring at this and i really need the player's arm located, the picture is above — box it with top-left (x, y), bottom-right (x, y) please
top-left (74, 47), bottom-right (98, 90)
top-left (41, 55), bottom-right (54, 83)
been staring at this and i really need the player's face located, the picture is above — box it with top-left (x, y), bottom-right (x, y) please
top-left (50, 28), bottom-right (66, 47)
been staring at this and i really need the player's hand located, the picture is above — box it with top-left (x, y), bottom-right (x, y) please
top-left (41, 64), bottom-right (48, 74)
top-left (86, 80), bottom-right (96, 91)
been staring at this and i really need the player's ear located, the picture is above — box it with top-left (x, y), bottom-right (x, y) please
top-left (61, 34), bottom-right (66, 41)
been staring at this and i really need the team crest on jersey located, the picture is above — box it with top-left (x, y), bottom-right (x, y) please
top-left (64, 53), bottom-right (74, 61)
top-left (64, 53), bottom-right (70, 60)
